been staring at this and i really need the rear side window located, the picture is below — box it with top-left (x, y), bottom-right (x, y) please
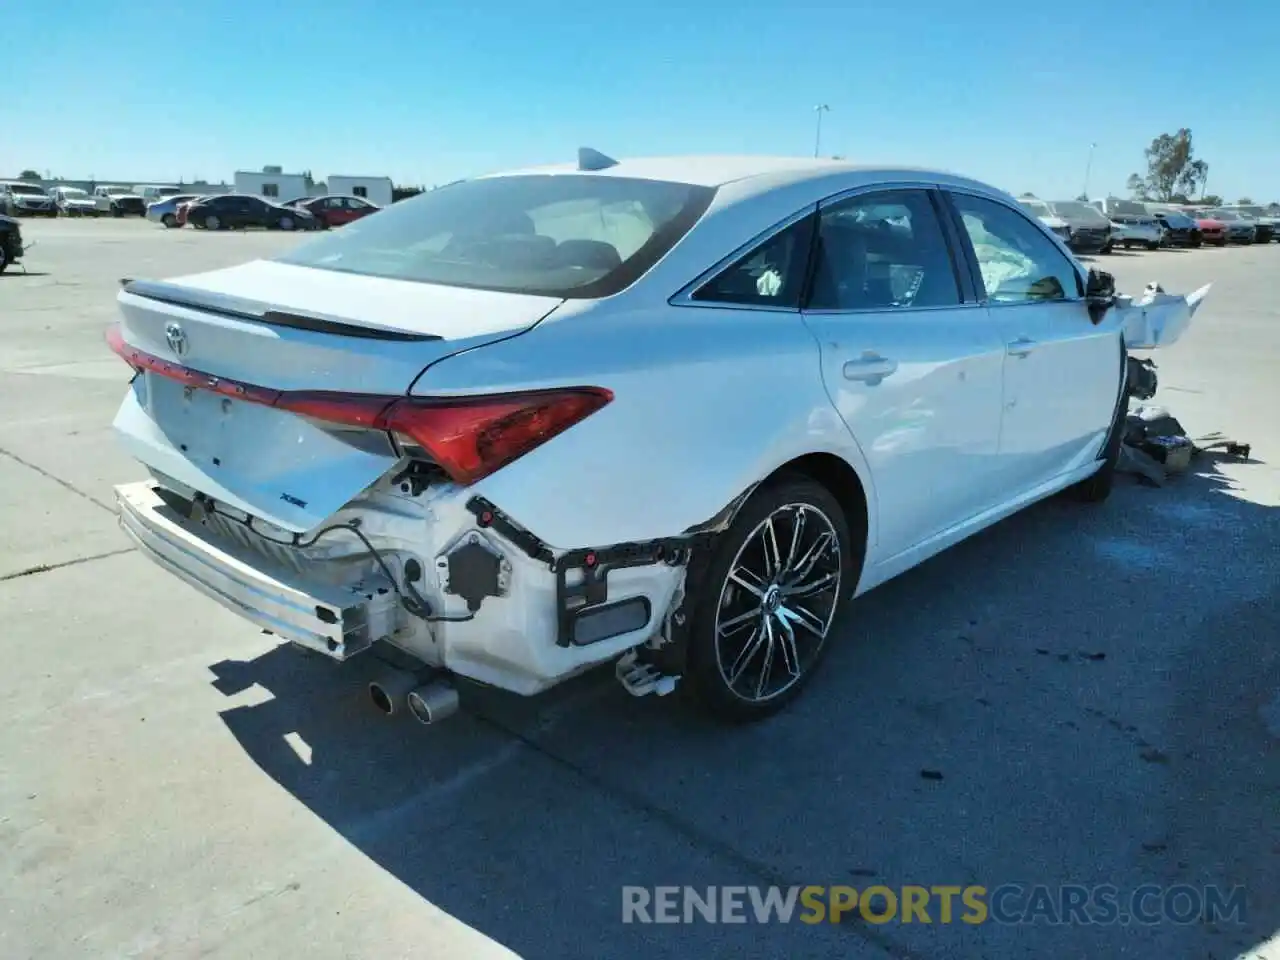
top-left (692, 216), bottom-right (815, 308)
top-left (274, 175), bottom-right (717, 298)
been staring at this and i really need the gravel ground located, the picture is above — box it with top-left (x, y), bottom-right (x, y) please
top-left (1, 217), bottom-right (1277, 960)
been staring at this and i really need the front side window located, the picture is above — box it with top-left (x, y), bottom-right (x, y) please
top-left (949, 193), bottom-right (1082, 303)
top-left (275, 174), bottom-right (716, 298)
top-left (807, 189), bottom-right (961, 311)
top-left (692, 216), bottom-right (814, 308)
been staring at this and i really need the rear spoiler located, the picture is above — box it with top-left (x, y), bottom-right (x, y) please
top-left (118, 278), bottom-right (443, 343)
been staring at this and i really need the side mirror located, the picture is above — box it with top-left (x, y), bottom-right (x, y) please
top-left (1085, 268), bottom-right (1116, 324)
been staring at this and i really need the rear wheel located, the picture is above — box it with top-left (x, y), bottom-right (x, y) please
top-left (278, 215), bottom-right (295, 231)
top-left (1146, 241), bottom-right (1159, 250)
top-left (204, 214), bottom-right (220, 230)
top-left (161, 213), bottom-right (177, 228)
top-left (683, 473), bottom-right (857, 722)
top-left (0, 241), bottom-right (8, 273)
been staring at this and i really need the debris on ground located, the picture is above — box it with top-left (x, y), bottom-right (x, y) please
top-left (1118, 355), bottom-right (1252, 487)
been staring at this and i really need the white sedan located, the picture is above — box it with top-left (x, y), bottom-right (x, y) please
top-left (106, 151), bottom-right (1207, 724)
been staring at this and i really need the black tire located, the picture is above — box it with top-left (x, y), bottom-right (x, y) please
top-left (1068, 343), bottom-right (1129, 503)
top-left (204, 214), bottom-right (220, 231)
top-left (162, 213), bottom-right (177, 228)
top-left (0, 241), bottom-right (9, 274)
top-left (111, 204), bottom-right (123, 218)
top-left (682, 472), bottom-right (859, 722)
top-left (1146, 241), bottom-right (1159, 251)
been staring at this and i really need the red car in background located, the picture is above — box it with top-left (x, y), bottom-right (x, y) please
top-left (1189, 211), bottom-right (1227, 246)
top-left (290, 194), bottom-right (381, 229)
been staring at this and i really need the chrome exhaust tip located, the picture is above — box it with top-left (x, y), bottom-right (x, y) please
top-left (406, 679), bottom-right (460, 725)
top-left (368, 669), bottom-right (418, 716)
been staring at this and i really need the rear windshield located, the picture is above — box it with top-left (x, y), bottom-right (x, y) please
top-left (274, 174), bottom-right (717, 298)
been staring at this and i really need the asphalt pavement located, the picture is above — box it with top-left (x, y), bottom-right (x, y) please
top-left (1, 218), bottom-right (1277, 960)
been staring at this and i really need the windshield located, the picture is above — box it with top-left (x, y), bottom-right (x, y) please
top-left (1048, 201), bottom-right (1107, 223)
top-left (8, 183), bottom-right (47, 196)
top-left (274, 174), bottom-right (717, 298)
top-left (1211, 211), bottom-right (1239, 221)
top-left (1017, 200), bottom-right (1052, 217)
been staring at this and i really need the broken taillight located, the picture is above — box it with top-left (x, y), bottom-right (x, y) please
top-left (106, 322), bottom-right (612, 485)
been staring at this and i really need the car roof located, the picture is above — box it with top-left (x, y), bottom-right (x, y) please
top-left (480, 154), bottom-right (996, 190)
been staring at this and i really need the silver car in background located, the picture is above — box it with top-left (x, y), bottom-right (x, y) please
top-left (1107, 217), bottom-right (1163, 250)
top-left (146, 194), bottom-right (201, 228)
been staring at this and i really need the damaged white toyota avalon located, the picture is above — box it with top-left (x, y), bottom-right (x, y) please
top-left (106, 150), bottom-right (1209, 724)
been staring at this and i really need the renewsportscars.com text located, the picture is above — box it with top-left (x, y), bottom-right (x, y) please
top-left (621, 884), bottom-right (1247, 926)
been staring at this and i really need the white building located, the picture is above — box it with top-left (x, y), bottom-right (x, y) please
top-left (233, 166), bottom-right (310, 202)
top-left (327, 175), bottom-right (393, 206)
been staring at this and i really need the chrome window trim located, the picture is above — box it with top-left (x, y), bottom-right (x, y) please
top-left (669, 202), bottom-right (818, 313)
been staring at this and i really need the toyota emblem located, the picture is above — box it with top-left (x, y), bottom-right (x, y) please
top-left (165, 322), bottom-right (188, 357)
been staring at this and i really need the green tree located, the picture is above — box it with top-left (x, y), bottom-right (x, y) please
top-left (1238, 196), bottom-right (1254, 205)
top-left (18, 169), bottom-right (40, 180)
top-left (1128, 129), bottom-right (1208, 201)
top-left (1125, 174), bottom-right (1149, 200)
top-left (1201, 194), bottom-right (1223, 206)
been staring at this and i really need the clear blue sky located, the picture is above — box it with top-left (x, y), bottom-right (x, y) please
top-left (3, 0), bottom-right (1277, 201)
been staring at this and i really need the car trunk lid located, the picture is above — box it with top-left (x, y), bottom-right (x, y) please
top-left (111, 259), bottom-right (562, 531)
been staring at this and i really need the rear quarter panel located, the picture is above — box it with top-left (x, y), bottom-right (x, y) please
top-left (414, 301), bottom-right (878, 554)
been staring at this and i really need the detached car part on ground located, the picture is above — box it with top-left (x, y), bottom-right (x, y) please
top-left (0, 215), bottom-right (25, 273)
top-left (105, 152), bottom-right (1211, 725)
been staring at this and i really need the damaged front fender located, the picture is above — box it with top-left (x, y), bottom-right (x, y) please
top-left (1112, 281), bottom-right (1212, 349)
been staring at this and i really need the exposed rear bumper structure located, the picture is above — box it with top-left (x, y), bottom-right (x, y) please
top-left (115, 481), bottom-right (401, 661)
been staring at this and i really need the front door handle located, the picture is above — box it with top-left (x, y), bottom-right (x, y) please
top-left (1007, 337), bottom-right (1036, 357)
top-left (843, 352), bottom-right (899, 385)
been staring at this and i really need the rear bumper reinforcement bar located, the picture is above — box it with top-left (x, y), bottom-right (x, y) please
top-left (115, 481), bottom-right (399, 660)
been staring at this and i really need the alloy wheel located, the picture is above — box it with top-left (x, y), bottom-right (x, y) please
top-left (714, 503), bottom-right (843, 704)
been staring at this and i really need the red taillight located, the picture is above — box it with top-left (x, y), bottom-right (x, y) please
top-left (378, 389), bottom-right (612, 485)
top-left (105, 322), bottom-right (612, 485)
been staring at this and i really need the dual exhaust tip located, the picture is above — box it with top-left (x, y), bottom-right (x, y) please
top-left (368, 670), bottom-right (459, 725)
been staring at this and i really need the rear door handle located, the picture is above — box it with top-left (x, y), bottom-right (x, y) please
top-left (1007, 337), bottom-right (1036, 357)
top-left (842, 352), bottom-right (899, 385)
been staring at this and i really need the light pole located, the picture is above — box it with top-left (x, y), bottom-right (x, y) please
top-left (813, 104), bottom-right (830, 158)
top-left (1082, 142), bottom-right (1096, 200)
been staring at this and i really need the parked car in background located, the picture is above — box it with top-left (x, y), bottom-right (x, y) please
top-left (1148, 208), bottom-right (1203, 247)
top-left (1203, 209), bottom-right (1258, 244)
top-left (0, 213), bottom-right (24, 272)
top-left (1014, 199), bottom-right (1073, 244)
top-left (1185, 211), bottom-right (1227, 246)
top-left (50, 186), bottom-right (101, 217)
top-left (146, 194), bottom-right (201, 228)
top-left (185, 193), bottom-right (318, 231)
top-left (1222, 205), bottom-right (1280, 241)
top-left (103, 153), bottom-right (1209, 723)
top-left (292, 194), bottom-right (381, 229)
top-left (1107, 217), bottom-right (1162, 250)
top-left (1036, 200), bottom-right (1112, 254)
top-left (93, 185), bottom-right (147, 217)
top-left (1, 181), bottom-right (58, 217)
top-left (173, 196), bottom-right (212, 228)
top-left (134, 185), bottom-right (186, 204)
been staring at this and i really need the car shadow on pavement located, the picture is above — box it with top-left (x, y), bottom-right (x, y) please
top-left (208, 457), bottom-right (1279, 960)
